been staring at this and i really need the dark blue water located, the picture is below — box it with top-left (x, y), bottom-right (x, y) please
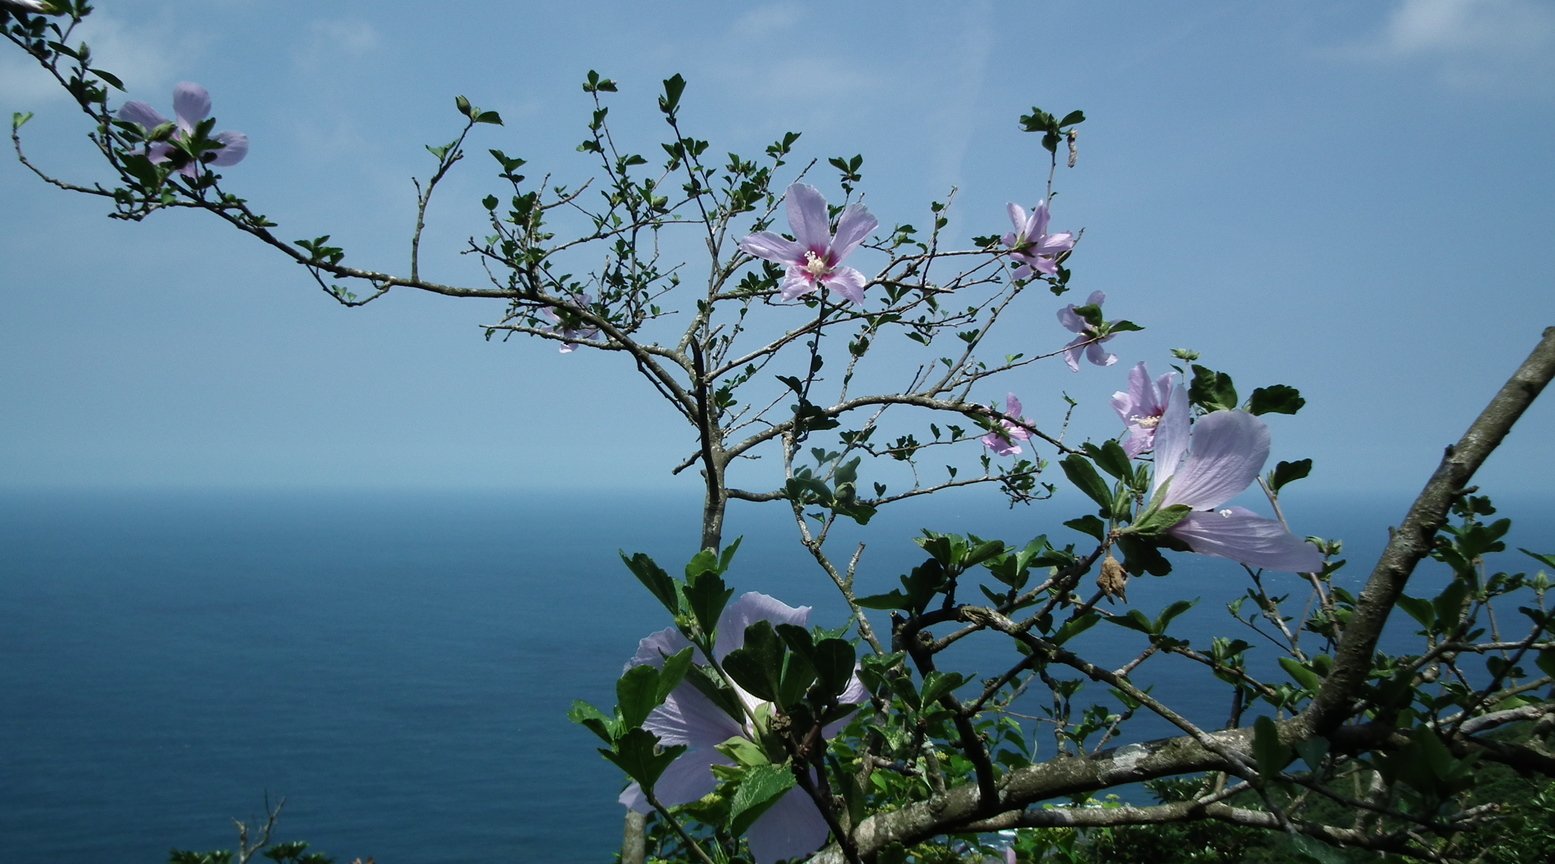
top-left (2, 489), bottom-right (1550, 863)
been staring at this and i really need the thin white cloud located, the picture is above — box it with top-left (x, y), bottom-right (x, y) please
top-left (728, 3), bottom-right (800, 40)
top-left (1354, 0), bottom-right (1555, 93)
top-left (0, 9), bottom-right (181, 104)
top-left (701, 2), bottom-right (885, 131)
top-left (295, 18), bottom-right (379, 73)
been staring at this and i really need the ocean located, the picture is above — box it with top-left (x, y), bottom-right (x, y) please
top-left (2, 488), bottom-right (1550, 863)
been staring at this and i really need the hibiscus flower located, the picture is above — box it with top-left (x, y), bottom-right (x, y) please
top-left (739, 183), bottom-right (878, 305)
top-left (1146, 387), bottom-right (1323, 573)
top-left (981, 393), bottom-right (1032, 456)
top-left (619, 592), bottom-right (868, 864)
top-left (1002, 199), bottom-right (1074, 280)
top-left (1111, 362), bottom-right (1174, 458)
top-left (116, 82), bottom-right (248, 178)
top-left (538, 293), bottom-right (601, 353)
top-left (1057, 290), bottom-right (1118, 372)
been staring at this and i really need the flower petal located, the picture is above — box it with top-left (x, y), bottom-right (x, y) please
top-left (172, 82), bottom-right (211, 130)
top-left (116, 101), bottom-right (167, 131)
top-left (1056, 304), bottom-right (1086, 334)
top-left (1162, 410), bottom-right (1269, 510)
top-left (209, 130), bottom-right (248, 166)
top-left (714, 592), bottom-right (810, 661)
top-left (1062, 334), bottom-right (1086, 372)
top-left (1030, 200), bottom-right (1052, 239)
top-left (1153, 371), bottom-right (1175, 411)
top-left (1085, 340), bottom-right (1117, 368)
top-left (981, 432), bottom-right (1020, 456)
top-left (829, 203), bottom-right (877, 261)
top-left (644, 681), bottom-right (745, 748)
top-left (779, 270), bottom-right (818, 301)
top-left (1116, 362), bottom-right (1148, 420)
top-left (1120, 428), bottom-right (1152, 459)
top-left (740, 231), bottom-right (805, 266)
top-left (625, 626), bottom-right (695, 670)
top-left (1005, 202), bottom-right (1029, 236)
top-left (1169, 507), bottom-right (1325, 573)
top-left (1006, 393), bottom-right (1023, 418)
top-left (1086, 289), bottom-right (1106, 306)
top-left (1038, 232), bottom-right (1075, 256)
top-left (744, 785), bottom-right (832, 864)
top-left (785, 183), bottom-right (831, 251)
top-left (1150, 382), bottom-right (1191, 498)
top-left (825, 267), bottom-right (867, 305)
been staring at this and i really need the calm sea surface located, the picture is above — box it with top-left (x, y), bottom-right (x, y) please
top-left (2, 489), bottom-right (1551, 863)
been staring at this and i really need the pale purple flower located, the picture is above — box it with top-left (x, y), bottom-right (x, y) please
top-left (739, 183), bottom-right (878, 305)
top-left (1057, 290), bottom-right (1117, 372)
top-left (619, 592), bottom-right (869, 864)
top-left (981, 393), bottom-right (1031, 457)
top-left (539, 293), bottom-right (600, 353)
top-left (116, 83), bottom-right (248, 179)
top-left (1111, 362), bottom-right (1174, 458)
top-left (1148, 387), bottom-right (1324, 573)
top-left (1002, 199), bottom-right (1074, 280)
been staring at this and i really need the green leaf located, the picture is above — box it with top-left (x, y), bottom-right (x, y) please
top-left (1432, 578), bottom-right (1470, 627)
top-left (1248, 385), bottom-right (1305, 415)
top-left (617, 664), bottom-right (665, 729)
top-left (722, 621), bottom-right (785, 703)
top-left (1115, 534), bottom-right (1174, 577)
top-left (1059, 109), bottom-right (1086, 127)
top-left (920, 671), bottom-right (970, 706)
top-left (475, 110), bottom-right (503, 126)
top-left (1396, 595), bottom-right (1434, 630)
top-left (603, 727), bottom-right (685, 789)
top-left (568, 699), bottom-right (616, 743)
top-left (620, 552), bottom-right (679, 615)
top-left (1252, 716), bottom-right (1292, 780)
top-left (1278, 657), bottom-right (1323, 692)
top-left (1189, 365), bottom-right (1238, 412)
top-left (1270, 459), bottom-right (1312, 492)
top-left (1061, 454), bottom-right (1114, 511)
top-left (807, 638), bottom-right (855, 700)
top-left (1130, 504), bottom-right (1192, 536)
top-left (658, 647), bottom-right (694, 703)
top-left (1064, 514), bottom-right (1107, 542)
top-left (1294, 736), bottom-right (1329, 773)
top-left (1535, 649), bottom-right (1555, 680)
top-left (728, 764), bottom-right (797, 835)
top-left (683, 569), bottom-right (733, 637)
top-left (1520, 548), bottom-right (1555, 570)
top-left (1082, 439), bottom-right (1134, 482)
top-left (1053, 612), bottom-right (1099, 645)
top-left (13, 111), bottom-right (34, 131)
top-left (1106, 609), bottom-right (1155, 635)
top-left (855, 590), bottom-right (910, 610)
top-left (1157, 598), bottom-right (1198, 631)
top-left (659, 73), bottom-right (687, 115)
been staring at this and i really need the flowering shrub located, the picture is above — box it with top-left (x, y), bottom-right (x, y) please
top-left (7, 4), bottom-right (1555, 863)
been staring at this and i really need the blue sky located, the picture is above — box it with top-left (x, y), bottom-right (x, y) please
top-left (2, 0), bottom-right (1552, 500)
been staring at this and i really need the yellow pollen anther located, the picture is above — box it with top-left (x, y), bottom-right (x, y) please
top-left (1132, 414), bottom-right (1161, 429)
top-left (803, 250), bottom-right (830, 278)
